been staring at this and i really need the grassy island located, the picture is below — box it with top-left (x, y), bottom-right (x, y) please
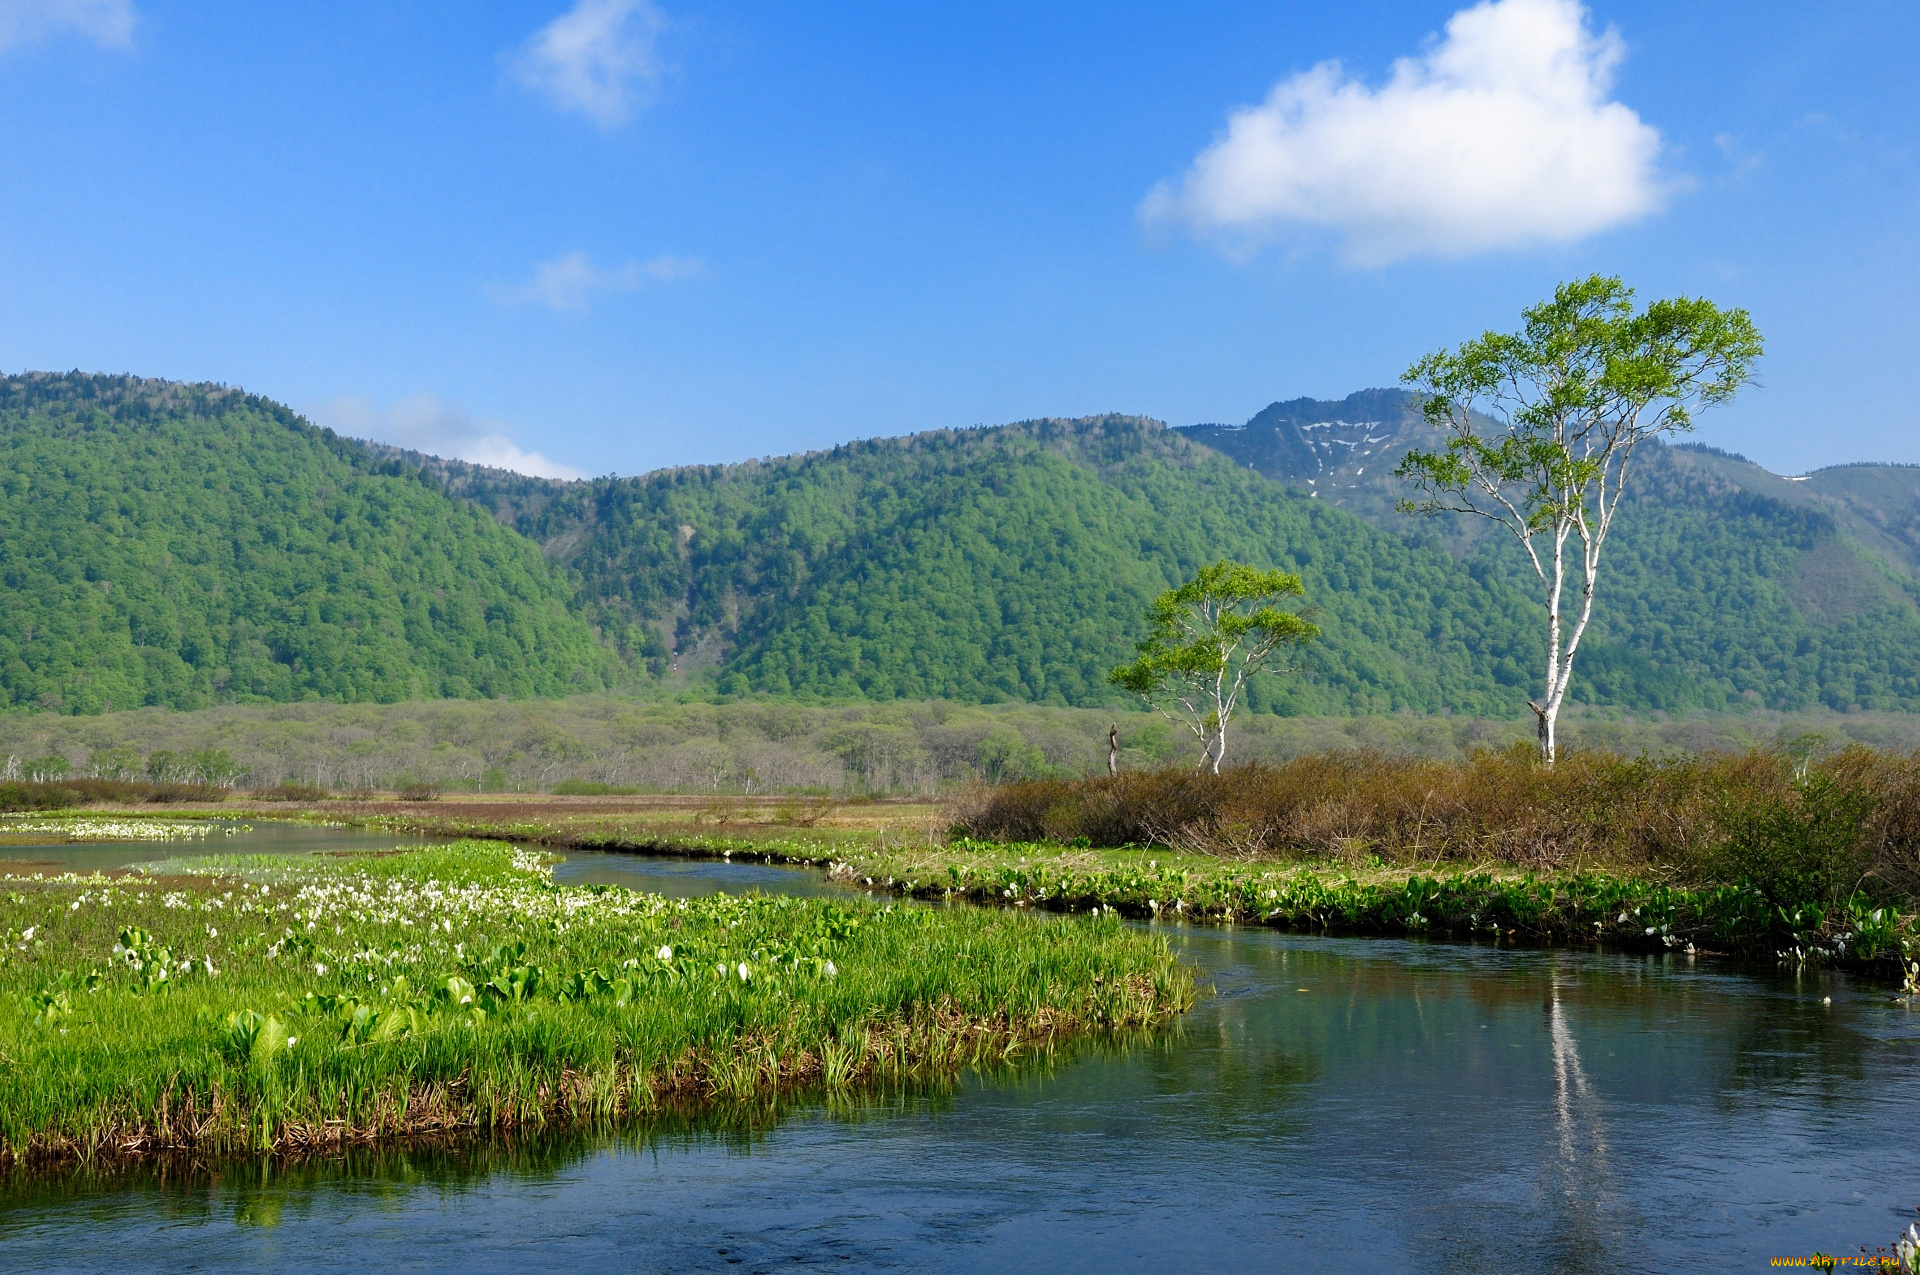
top-left (0, 839), bottom-right (1192, 1167)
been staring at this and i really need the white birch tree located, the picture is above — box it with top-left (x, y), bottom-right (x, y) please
top-left (1395, 275), bottom-right (1763, 765)
top-left (1108, 560), bottom-right (1318, 774)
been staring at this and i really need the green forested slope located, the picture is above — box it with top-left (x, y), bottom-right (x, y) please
top-left (1175, 390), bottom-right (1920, 712)
top-left (459, 417), bottom-right (1541, 714)
top-left (1560, 459), bottom-right (1920, 711)
top-left (695, 420), bottom-right (1538, 711)
top-left (449, 410), bottom-right (1920, 715)
top-left (0, 373), bottom-right (613, 711)
top-left (8, 371), bottom-right (1919, 719)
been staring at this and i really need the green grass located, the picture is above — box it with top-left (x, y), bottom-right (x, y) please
top-left (0, 839), bottom-right (1191, 1166)
top-left (828, 838), bottom-right (1920, 973)
top-left (324, 804), bottom-right (1920, 976)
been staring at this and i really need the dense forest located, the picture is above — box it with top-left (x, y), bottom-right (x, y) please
top-left (431, 415), bottom-right (1544, 713)
top-left (0, 373), bottom-right (613, 711)
top-left (438, 408), bottom-right (1920, 715)
top-left (5, 372), bottom-right (1920, 717)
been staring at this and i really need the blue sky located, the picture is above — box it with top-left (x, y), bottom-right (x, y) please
top-left (1, 1), bottom-right (1915, 478)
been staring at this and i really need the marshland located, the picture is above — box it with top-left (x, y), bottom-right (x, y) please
top-left (3, 804), bottom-right (1917, 1270)
top-left (11, 737), bottom-right (1920, 1266)
top-left (38, 740), bottom-right (1899, 968)
top-left (0, 835), bottom-right (1189, 1166)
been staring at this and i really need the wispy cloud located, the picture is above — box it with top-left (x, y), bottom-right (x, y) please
top-left (507, 0), bottom-right (666, 128)
top-left (488, 251), bottom-right (703, 313)
top-left (309, 393), bottom-right (588, 481)
top-left (1143, 0), bottom-right (1663, 265)
top-left (0, 0), bottom-right (136, 53)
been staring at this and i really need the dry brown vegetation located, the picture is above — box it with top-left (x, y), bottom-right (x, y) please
top-left (951, 746), bottom-right (1920, 905)
top-left (0, 778), bottom-right (230, 812)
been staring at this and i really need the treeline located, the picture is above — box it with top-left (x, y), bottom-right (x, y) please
top-left (6, 695), bottom-right (1920, 799)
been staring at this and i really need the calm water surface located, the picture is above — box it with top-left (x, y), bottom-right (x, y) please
top-left (0, 819), bottom-right (431, 873)
top-left (4, 826), bottom-right (1917, 1272)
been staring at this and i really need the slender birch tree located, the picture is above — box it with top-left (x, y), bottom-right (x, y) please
top-left (1395, 275), bottom-right (1763, 766)
top-left (1109, 560), bottom-right (1318, 774)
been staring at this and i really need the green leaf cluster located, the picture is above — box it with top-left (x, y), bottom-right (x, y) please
top-left (1109, 561), bottom-right (1318, 743)
top-left (1114, 560), bottom-right (1315, 681)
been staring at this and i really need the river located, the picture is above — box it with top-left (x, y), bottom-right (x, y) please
top-left (3, 825), bottom-right (1916, 1272)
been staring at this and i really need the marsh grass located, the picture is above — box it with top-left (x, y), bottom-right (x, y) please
top-left (0, 1034), bottom-right (1148, 1201)
top-left (951, 746), bottom-right (1920, 896)
top-left (0, 839), bottom-right (1190, 1167)
top-left (820, 835), bottom-right (1917, 973)
top-left (291, 763), bottom-right (1920, 966)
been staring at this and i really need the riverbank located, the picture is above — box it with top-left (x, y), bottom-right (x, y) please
top-left (0, 837), bottom-right (1192, 1168)
top-left (271, 800), bottom-right (1920, 976)
top-left (11, 781), bottom-right (1920, 974)
top-left (8, 821), bottom-right (1915, 1272)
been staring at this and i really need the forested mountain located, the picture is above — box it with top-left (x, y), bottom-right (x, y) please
top-left (444, 416), bottom-right (1541, 714)
top-left (1178, 389), bottom-right (1436, 524)
top-left (5, 372), bottom-right (1919, 717)
top-left (1176, 388), bottom-right (1920, 572)
top-left (1175, 390), bottom-right (1920, 710)
top-left (0, 373), bottom-right (613, 711)
top-left (427, 404), bottom-right (1920, 715)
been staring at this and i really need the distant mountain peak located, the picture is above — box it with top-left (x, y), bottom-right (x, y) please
top-left (1175, 388), bottom-right (1432, 508)
top-left (1177, 388), bottom-right (1920, 581)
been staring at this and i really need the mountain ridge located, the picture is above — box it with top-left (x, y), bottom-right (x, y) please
top-left (380, 397), bottom-right (1920, 715)
top-left (6, 371), bottom-right (1920, 717)
top-left (1174, 387), bottom-right (1920, 580)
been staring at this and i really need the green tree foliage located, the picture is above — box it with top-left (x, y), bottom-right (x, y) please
top-left (1397, 275), bottom-right (1764, 762)
top-left (1110, 561), bottom-right (1318, 771)
top-left (0, 374), bottom-right (614, 712)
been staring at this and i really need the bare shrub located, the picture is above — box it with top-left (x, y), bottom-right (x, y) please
top-left (251, 783), bottom-right (330, 802)
top-left (950, 747), bottom-right (1887, 880)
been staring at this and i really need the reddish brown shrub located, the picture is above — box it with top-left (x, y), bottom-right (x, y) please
top-left (949, 746), bottom-right (1895, 879)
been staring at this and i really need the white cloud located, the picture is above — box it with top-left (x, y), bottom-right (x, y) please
top-left (1143, 0), bottom-right (1663, 265)
top-left (310, 393), bottom-right (588, 481)
top-left (636, 253), bottom-right (702, 282)
top-left (0, 0), bottom-right (136, 53)
top-left (487, 251), bottom-right (703, 312)
top-left (508, 0), bottom-right (665, 128)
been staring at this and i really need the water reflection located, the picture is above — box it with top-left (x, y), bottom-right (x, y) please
top-left (550, 849), bottom-right (855, 899)
top-left (4, 845), bottom-right (1918, 1271)
top-left (1545, 973), bottom-right (1612, 1274)
top-left (0, 819), bottom-right (439, 874)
